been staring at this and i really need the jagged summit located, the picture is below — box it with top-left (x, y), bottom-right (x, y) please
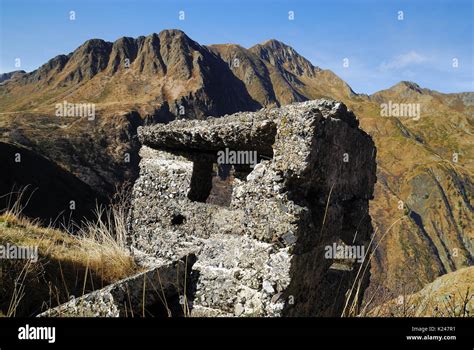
top-left (2, 29), bottom-right (261, 116)
top-left (22, 29), bottom-right (200, 85)
top-left (250, 39), bottom-right (319, 78)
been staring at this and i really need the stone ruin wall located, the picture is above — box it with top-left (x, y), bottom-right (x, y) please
top-left (128, 99), bottom-right (377, 317)
top-left (39, 99), bottom-right (376, 317)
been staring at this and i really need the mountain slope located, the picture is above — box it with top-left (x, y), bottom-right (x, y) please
top-left (348, 82), bottom-right (473, 305)
top-left (207, 39), bottom-right (357, 107)
top-left (367, 266), bottom-right (473, 317)
top-left (0, 70), bottom-right (26, 84)
top-left (249, 39), bottom-right (357, 101)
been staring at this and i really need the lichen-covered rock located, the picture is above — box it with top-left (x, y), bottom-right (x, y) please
top-left (128, 99), bottom-right (377, 316)
top-left (38, 258), bottom-right (192, 317)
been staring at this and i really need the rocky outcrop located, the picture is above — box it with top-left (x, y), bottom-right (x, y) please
top-left (128, 99), bottom-right (377, 316)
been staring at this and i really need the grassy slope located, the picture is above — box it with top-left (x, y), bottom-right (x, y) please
top-left (365, 266), bottom-right (473, 317)
top-left (0, 212), bottom-right (137, 317)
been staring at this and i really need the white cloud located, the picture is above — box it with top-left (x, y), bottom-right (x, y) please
top-left (379, 51), bottom-right (428, 71)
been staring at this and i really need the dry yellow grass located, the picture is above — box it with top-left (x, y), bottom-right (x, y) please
top-left (0, 212), bottom-right (135, 282)
top-left (0, 204), bottom-right (138, 316)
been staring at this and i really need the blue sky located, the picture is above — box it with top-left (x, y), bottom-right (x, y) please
top-left (0, 0), bottom-right (472, 94)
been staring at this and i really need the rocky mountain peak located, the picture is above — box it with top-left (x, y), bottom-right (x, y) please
top-left (107, 36), bottom-right (142, 73)
top-left (77, 38), bottom-right (112, 52)
top-left (250, 39), bottom-right (318, 78)
top-left (392, 81), bottom-right (424, 94)
top-left (157, 29), bottom-right (189, 41)
top-left (62, 38), bottom-right (113, 83)
top-left (131, 30), bottom-right (204, 78)
top-left (370, 80), bottom-right (427, 102)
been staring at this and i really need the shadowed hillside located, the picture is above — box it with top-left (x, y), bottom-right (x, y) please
top-left (0, 142), bottom-right (105, 226)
